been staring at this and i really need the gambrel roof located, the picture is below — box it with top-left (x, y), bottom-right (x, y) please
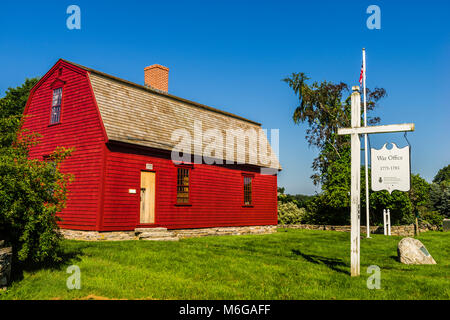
top-left (63, 60), bottom-right (281, 171)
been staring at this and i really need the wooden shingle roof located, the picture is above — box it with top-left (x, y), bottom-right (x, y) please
top-left (64, 60), bottom-right (281, 171)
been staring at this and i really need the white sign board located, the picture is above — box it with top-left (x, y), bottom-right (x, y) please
top-left (371, 143), bottom-right (410, 193)
top-left (146, 163), bottom-right (153, 170)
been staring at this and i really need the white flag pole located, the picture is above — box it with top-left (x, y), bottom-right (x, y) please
top-left (363, 48), bottom-right (371, 238)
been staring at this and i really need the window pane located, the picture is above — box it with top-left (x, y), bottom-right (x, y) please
top-left (52, 88), bottom-right (62, 106)
top-left (51, 105), bottom-right (61, 124)
top-left (244, 176), bottom-right (252, 205)
top-left (177, 167), bottom-right (190, 203)
top-left (51, 88), bottom-right (62, 124)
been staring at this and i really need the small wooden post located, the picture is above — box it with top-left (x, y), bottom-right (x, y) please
top-left (387, 209), bottom-right (391, 236)
top-left (383, 209), bottom-right (387, 235)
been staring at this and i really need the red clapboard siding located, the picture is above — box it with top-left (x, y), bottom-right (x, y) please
top-left (100, 144), bottom-right (278, 231)
top-left (22, 61), bottom-right (106, 230)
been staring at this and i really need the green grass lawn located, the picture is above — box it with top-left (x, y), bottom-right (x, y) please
top-left (1, 229), bottom-right (449, 300)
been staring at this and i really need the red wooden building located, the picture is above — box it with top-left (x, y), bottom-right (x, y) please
top-left (22, 59), bottom-right (281, 233)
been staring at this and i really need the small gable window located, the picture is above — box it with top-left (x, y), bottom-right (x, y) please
top-left (50, 87), bottom-right (62, 124)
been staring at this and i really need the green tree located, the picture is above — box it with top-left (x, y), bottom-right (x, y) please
top-left (0, 78), bottom-right (39, 119)
top-left (429, 164), bottom-right (450, 218)
top-left (433, 164), bottom-right (450, 184)
top-left (409, 174), bottom-right (431, 209)
top-left (369, 190), bottom-right (413, 225)
top-left (284, 73), bottom-right (386, 224)
top-left (0, 77), bottom-right (40, 141)
top-left (283, 73), bottom-right (386, 185)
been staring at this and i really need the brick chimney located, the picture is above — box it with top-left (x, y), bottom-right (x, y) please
top-left (144, 64), bottom-right (169, 92)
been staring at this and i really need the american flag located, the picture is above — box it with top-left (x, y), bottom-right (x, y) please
top-left (359, 63), bottom-right (364, 86)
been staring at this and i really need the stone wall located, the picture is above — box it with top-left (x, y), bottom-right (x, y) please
top-left (278, 223), bottom-right (439, 237)
top-left (60, 225), bottom-right (278, 241)
top-left (0, 241), bottom-right (12, 290)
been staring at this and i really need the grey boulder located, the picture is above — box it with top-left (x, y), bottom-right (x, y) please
top-left (397, 237), bottom-right (436, 265)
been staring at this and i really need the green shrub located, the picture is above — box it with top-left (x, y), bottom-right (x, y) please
top-left (278, 201), bottom-right (306, 224)
top-left (420, 209), bottom-right (444, 227)
top-left (0, 116), bottom-right (73, 264)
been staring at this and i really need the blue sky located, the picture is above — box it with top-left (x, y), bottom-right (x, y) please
top-left (1, 0), bottom-right (449, 194)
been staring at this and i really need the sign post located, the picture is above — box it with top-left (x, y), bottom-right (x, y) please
top-left (338, 86), bottom-right (414, 276)
top-left (350, 86), bottom-right (361, 277)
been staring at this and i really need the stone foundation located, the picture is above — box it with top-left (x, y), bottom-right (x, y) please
top-left (60, 225), bottom-right (277, 241)
top-left (278, 223), bottom-right (439, 237)
top-left (59, 229), bottom-right (137, 241)
top-left (172, 225), bottom-right (277, 239)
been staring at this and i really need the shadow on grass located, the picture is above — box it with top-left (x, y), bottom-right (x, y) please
top-left (390, 255), bottom-right (400, 262)
top-left (292, 249), bottom-right (350, 275)
top-left (10, 246), bottom-right (84, 283)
